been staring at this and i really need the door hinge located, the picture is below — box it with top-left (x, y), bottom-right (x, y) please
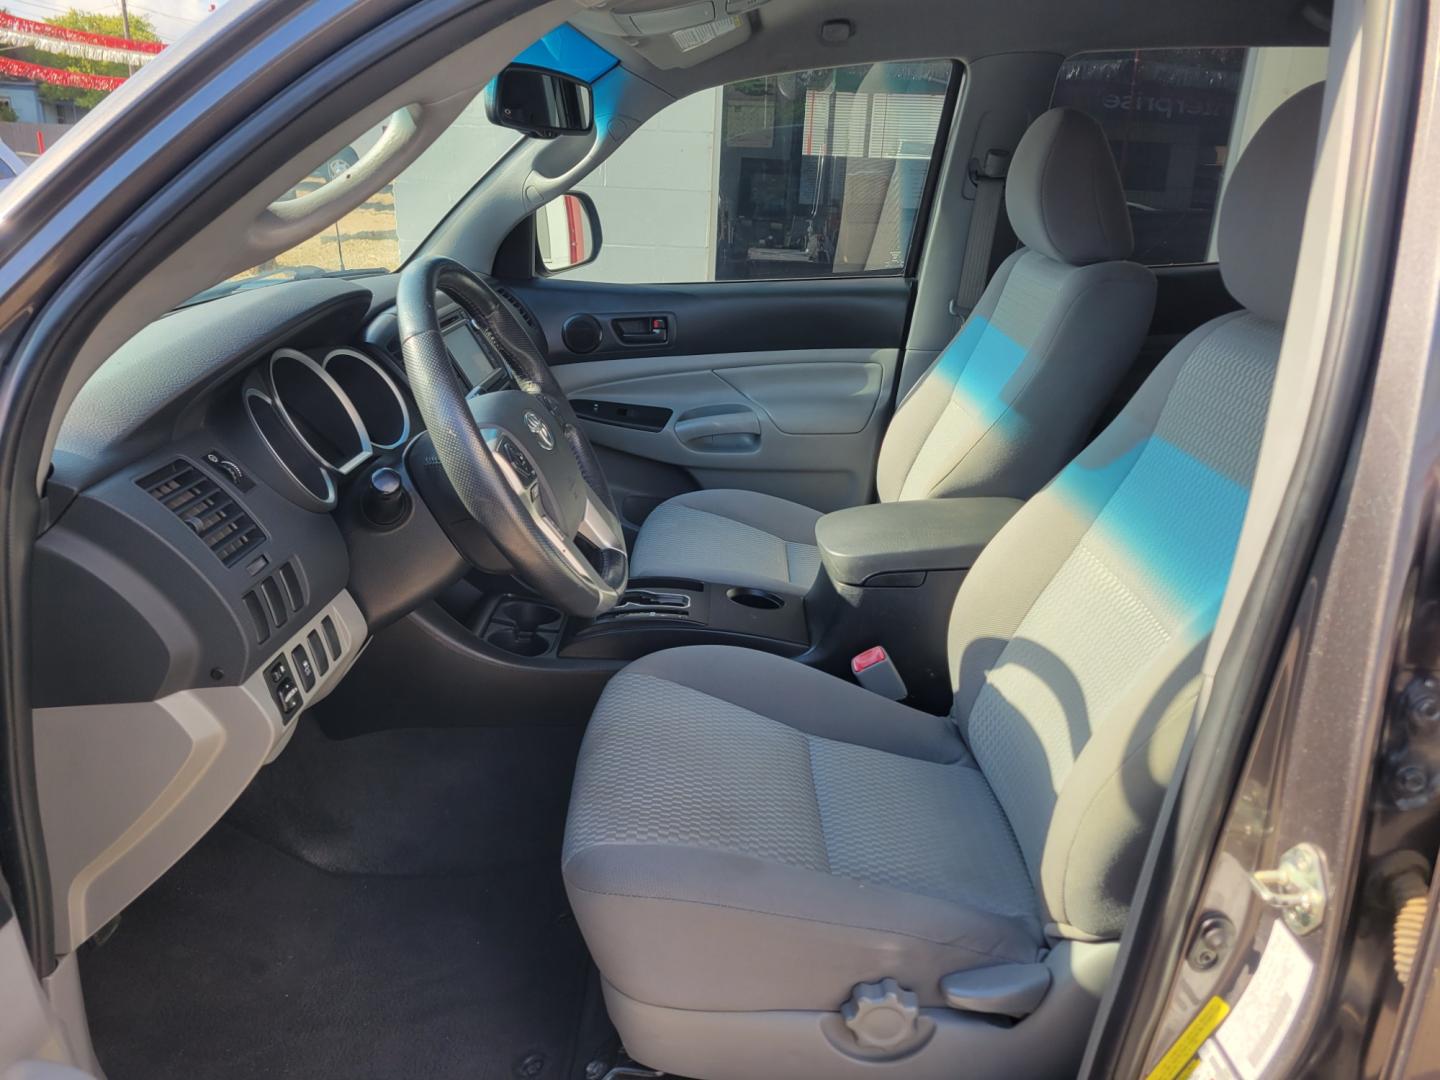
top-left (1248, 842), bottom-right (1329, 935)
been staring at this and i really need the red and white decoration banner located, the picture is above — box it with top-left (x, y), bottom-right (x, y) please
top-left (0, 57), bottom-right (127, 93)
top-left (0, 12), bottom-right (165, 67)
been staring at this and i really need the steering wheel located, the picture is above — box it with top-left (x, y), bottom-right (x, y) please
top-left (396, 256), bottom-right (627, 617)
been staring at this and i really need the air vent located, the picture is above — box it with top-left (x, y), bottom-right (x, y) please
top-left (492, 284), bottom-right (538, 330)
top-left (241, 560), bottom-right (307, 644)
top-left (140, 459), bottom-right (265, 568)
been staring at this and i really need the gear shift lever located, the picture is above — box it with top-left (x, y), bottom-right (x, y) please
top-left (614, 589), bottom-right (691, 614)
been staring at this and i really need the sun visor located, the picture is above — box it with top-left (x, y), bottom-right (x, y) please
top-left (574, 0), bottom-right (761, 69)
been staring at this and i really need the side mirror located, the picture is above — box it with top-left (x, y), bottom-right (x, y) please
top-left (486, 66), bottom-right (593, 138)
top-left (537, 193), bottom-right (602, 273)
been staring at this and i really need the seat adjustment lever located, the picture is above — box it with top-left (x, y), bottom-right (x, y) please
top-left (940, 962), bottom-right (1051, 1019)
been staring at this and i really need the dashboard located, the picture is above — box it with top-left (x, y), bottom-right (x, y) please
top-left (33, 274), bottom-right (528, 953)
top-left (40, 277), bottom-right (517, 711)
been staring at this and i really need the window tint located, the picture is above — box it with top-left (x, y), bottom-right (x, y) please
top-left (565, 60), bottom-right (955, 284)
top-left (1052, 46), bottom-right (1327, 266)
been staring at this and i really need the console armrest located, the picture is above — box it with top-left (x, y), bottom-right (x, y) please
top-left (815, 497), bottom-right (1023, 587)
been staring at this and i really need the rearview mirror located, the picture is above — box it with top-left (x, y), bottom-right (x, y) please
top-left (486, 66), bottom-right (593, 138)
top-left (537, 193), bottom-right (601, 273)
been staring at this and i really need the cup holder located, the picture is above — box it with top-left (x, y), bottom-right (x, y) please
top-left (726, 587), bottom-right (784, 611)
top-left (495, 600), bottom-right (562, 630)
top-left (483, 596), bottom-right (563, 657)
top-left (484, 627), bottom-right (552, 657)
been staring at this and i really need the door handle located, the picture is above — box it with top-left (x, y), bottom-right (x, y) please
top-left (612, 314), bottom-right (670, 346)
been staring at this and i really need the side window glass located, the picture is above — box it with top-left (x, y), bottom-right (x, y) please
top-left (565, 60), bottom-right (955, 283)
top-left (1051, 46), bottom-right (1327, 266)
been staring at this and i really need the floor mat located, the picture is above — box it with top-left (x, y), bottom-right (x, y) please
top-left (81, 720), bottom-right (614, 1080)
top-left (227, 720), bottom-right (586, 877)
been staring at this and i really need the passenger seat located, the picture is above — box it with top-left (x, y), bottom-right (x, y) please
top-left (628, 106), bottom-right (1158, 597)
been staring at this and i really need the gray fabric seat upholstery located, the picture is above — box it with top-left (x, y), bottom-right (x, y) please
top-left (621, 487), bottom-right (823, 594)
top-left (566, 646), bottom-right (1044, 1012)
top-left (629, 106), bottom-right (1158, 596)
top-left (567, 85), bottom-right (1324, 1079)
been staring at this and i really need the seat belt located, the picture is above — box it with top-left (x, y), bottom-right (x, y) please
top-left (949, 148), bottom-right (1014, 321)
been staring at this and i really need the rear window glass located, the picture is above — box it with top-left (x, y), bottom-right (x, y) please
top-left (1052, 46), bottom-right (1328, 266)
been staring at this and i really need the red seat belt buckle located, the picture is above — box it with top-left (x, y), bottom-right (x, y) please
top-left (851, 646), bottom-right (907, 701)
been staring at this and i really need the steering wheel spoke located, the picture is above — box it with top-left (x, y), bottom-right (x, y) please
top-left (482, 420), bottom-right (624, 608)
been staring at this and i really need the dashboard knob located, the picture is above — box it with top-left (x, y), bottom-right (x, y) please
top-left (363, 466), bottom-right (409, 528)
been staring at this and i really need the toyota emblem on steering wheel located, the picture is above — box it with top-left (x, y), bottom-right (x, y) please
top-left (524, 410), bottom-right (555, 451)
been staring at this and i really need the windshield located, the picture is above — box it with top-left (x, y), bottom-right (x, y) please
top-left (188, 24), bottom-right (620, 305)
top-left (188, 98), bottom-right (522, 304)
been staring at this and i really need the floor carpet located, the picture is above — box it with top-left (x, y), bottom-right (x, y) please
top-left (81, 719), bottom-right (615, 1080)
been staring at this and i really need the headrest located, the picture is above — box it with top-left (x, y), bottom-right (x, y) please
top-left (1006, 107), bottom-right (1132, 266)
top-left (1217, 82), bottom-right (1325, 324)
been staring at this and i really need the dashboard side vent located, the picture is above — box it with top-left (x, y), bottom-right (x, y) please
top-left (491, 284), bottom-right (538, 330)
top-left (139, 459), bottom-right (265, 568)
top-left (241, 559), bottom-right (307, 644)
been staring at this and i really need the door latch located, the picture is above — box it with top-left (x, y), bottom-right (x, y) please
top-left (1248, 842), bottom-right (1328, 935)
top-left (612, 314), bottom-right (669, 346)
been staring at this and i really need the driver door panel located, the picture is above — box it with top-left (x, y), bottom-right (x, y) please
top-left (502, 274), bottom-right (911, 536)
top-left (552, 346), bottom-right (896, 533)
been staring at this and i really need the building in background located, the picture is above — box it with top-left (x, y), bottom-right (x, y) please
top-left (0, 77), bottom-right (87, 125)
top-left (552, 60), bottom-right (951, 284)
top-left (0, 11), bottom-right (164, 163)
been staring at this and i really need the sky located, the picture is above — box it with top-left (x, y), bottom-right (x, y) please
top-left (3, 0), bottom-right (229, 44)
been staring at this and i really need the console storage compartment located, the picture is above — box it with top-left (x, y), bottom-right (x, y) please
top-left (814, 497), bottom-right (1023, 587)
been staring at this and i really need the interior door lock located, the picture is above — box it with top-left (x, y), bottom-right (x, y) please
top-left (1248, 842), bottom-right (1328, 935)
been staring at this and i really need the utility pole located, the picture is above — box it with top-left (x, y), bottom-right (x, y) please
top-left (120, 0), bottom-right (135, 75)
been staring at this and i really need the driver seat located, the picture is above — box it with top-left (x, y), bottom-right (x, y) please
top-left (564, 84), bottom-right (1322, 1079)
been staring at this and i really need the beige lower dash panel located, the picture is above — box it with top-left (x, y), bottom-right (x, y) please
top-left (35, 590), bottom-right (367, 953)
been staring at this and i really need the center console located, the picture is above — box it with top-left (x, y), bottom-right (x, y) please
top-left (806, 497), bottom-right (1024, 711)
top-left (475, 577), bottom-right (810, 662)
top-left (457, 497), bottom-right (1024, 715)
